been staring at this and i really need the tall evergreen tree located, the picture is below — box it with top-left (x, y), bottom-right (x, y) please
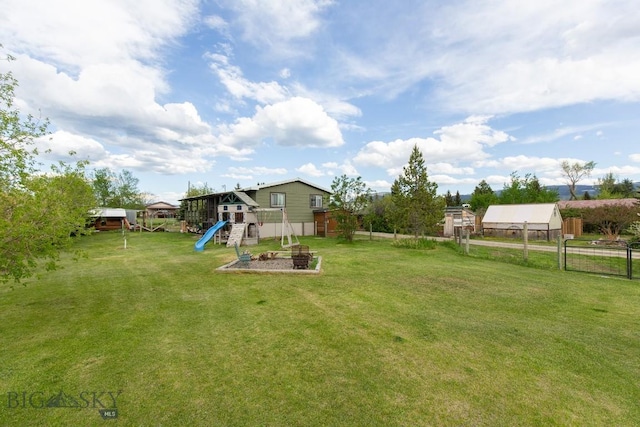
top-left (390, 145), bottom-right (444, 237)
top-left (454, 191), bottom-right (462, 206)
top-left (444, 190), bottom-right (454, 207)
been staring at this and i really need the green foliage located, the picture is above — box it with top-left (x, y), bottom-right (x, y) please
top-left (581, 202), bottom-right (640, 240)
top-left (627, 221), bottom-right (640, 243)
top-left (469, 179), bottom-right (498, 212)
top-left (498, 172), bottom-right (558, 204)
top-left (597, 173), bottom-right (637, 199)
top-left (454, 190), bottom-right (462, 206)
top-left (363, 195), bottom-right (395, 233)
top-left (391, 237), bottom-right (438, 250)
top-left (91, 167), bottom-right (146, 209)
top-left (178, 182), bottom-right (215, 220)
top-left (443, 190), bottom-right (462, 207)
top-left (561, 160), bottom-right (596, 200)
top-left (390, 145), bottom-right (445, 236)
top-left (329, 174), bottom-right (371, 242)
top-left (0, 52), bottom-right (96, 283)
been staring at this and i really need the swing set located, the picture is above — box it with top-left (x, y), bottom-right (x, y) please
top-left (254, 208), bottom-right (299, 248)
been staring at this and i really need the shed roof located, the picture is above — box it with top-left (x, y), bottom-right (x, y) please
top-left (90, 208), bottom-right (127, 218)
top-left (482, 203), bottom-right (559, 224)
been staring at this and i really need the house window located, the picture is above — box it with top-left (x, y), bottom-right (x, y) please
top-left (310, 194), bottom-right (323, 208)
top-left (237, 205), bottom-right (243, 210)
top-left (270, 192), bottom-right (285, 207)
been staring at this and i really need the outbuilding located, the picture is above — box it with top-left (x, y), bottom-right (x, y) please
top-left (90, 208), bottom-right (129, 231)
top-left (481, 203), bottom-right (563, 241)
top-left (443, 206), bottom-right (476, 237)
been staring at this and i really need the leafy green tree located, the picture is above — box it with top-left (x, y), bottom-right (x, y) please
top-left (1, 52), bottom-right (96, 282)
top-left (91, 168), bottom-right (145, 209)
top-left (178, 182), bottom-right (215, 220)
top-left (469, 179), bottom-right (498, 212)
top-left (364, 194), bottom-right (394, 233)
top-left (390, 145), bottom-right (444, 236)
top-left (597, 173), bottom-right (637, 199)
top-left (92, 167), bottom-right (113, 206)
top-left (498, 172), bottom-right (558, 204)
top-left (329, 174), bottom-right (371, 242)
top-left (582, 202), bottom-right (640, 240)
top-left (616, 179), bottom-right (637, 198)
top-left (561, 160), bottom-right (596, 200)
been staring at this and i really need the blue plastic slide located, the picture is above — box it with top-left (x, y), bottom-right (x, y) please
top-left (194, 220), bottom-right (227, 252)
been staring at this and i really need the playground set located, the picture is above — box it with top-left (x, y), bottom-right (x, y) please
top-left (194, 206), bottom-right (299, 252)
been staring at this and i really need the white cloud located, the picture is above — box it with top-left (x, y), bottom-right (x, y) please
top-left (354, 116), bottom-right (512, 175)
top-left (226, 166), bottom-right (288, 177)
top-left (296, 163), bottom-right (325, 177)
top-left (204, 15), bottom-right (230, 37)
top-left (207, 53), bottom-right (290, 105)
top-left (37, 131), bottom-right (107, 161)
top-left (630, 154), bottom-right (640, 163)
top-left (280, 68), bottom-right (291, 79)
top-left (335, 0), bottom-right (640, 114)
top-left (519, 123), bottom-right (612, 144)
top-left (428, 163), bottom-right (475, 175)
top-left (2, 0), bottom-right (198, 69)
top-left (222, 0), bottom-right (334, 56)
top-left (365, 180), bottom-right (393, 192)
top-left (593, 165), bottom-right (640, 176)
top-left (475, 155), bottom-right (560, 173)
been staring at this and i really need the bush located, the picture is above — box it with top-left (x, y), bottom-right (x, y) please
top-left (391, 238), bottom-right (438, 250)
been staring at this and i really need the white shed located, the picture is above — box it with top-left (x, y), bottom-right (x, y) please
top-left (482, 203), bottom-right (563, 241)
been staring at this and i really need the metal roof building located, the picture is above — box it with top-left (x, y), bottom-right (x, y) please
top-left (482, 203), bottom-right (563, 241)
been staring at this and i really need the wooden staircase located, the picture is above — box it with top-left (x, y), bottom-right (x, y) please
top-left (226, 223), bottom-right (247, 247)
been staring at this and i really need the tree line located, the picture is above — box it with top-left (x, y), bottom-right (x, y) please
top-left (329, 155), bottom-right (639, 241)
top-left (1, 53), bottom-right (149, 283)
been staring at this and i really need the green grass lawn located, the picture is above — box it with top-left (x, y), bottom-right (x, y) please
top-left (1, 231), bottom-right (639, 426)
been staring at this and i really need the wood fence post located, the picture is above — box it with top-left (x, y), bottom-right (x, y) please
top-left (523, 221), bottom-right (528, 261)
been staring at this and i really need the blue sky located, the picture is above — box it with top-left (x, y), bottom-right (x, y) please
top-left (1, 0), bottom-right (639, 205)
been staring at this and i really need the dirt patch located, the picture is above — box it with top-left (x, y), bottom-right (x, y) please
top-left (217, 256), bottom-right (322, 274)
top-left (226, 258), bottom-right (295, 270)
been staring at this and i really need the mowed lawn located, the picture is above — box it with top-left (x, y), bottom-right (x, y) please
top-left (1, 231), bottom-right (639, 426)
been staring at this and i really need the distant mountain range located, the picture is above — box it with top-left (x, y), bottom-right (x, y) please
top-left (375, 183), bottom-right (639, 201)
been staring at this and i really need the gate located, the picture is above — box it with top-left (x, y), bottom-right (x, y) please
top-left (564, 239), bottom-right (640, 280)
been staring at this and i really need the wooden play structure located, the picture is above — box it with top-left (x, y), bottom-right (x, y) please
top-left (181, 179), bottom-right (332, 249)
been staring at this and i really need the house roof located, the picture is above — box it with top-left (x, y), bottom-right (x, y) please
top-left (241, 178), bottom-right (331, 194)
top-left (179, 178), bottom-right (331, 201)
top-left (557, 198), bottom-right (638, 210)
top-left (146, 201), bottom-right (178, 209)
top-left (90, 208), bottom-right (127, 218)
top-left (482, 203), bottom-right (559, 224)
